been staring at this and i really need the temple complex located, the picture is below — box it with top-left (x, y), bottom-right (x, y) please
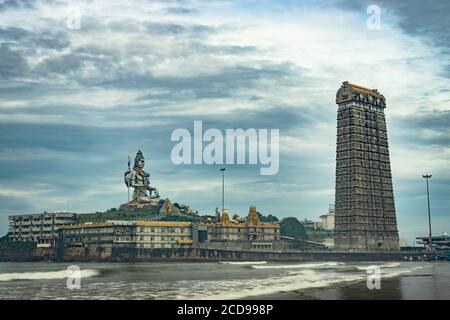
top-left (206, 206), bottom-right (280, 243)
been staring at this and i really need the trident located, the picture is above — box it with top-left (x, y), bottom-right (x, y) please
top-left (127, 156), bottom-right (131, 202)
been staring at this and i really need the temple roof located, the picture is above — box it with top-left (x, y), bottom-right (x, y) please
top-left (336, 81), bottom-right (386, 107)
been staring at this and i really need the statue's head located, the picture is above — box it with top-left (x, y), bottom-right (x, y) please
top-left (134, 150), bottom-right (145, 169)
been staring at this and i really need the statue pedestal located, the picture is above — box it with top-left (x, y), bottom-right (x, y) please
top-left (119, 199), bottom-right (161, 211)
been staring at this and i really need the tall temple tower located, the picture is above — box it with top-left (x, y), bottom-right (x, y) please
top-left (334, 81), bottom-right (399, 251)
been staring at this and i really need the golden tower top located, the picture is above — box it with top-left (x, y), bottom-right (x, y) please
top-left (336, 81), bottom-right (386, 107)
top-left (246, 206), bottom-right (260, 226)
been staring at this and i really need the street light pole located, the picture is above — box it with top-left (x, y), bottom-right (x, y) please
top-left (422, 174), bottom-right (432, 251)
top-left (220, 168), bottom-right (226, 214)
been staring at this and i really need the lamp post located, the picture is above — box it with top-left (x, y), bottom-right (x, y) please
top-left (220, 168), bottom-right (226, 214)
top-left (422, 174), bottom-right (432, 251)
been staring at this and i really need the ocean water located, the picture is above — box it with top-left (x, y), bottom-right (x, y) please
top-left (0, 261), bottom-right (431, 299)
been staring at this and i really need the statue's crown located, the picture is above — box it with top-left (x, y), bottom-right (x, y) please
top-left (134, 150), bottom-right (145, 168)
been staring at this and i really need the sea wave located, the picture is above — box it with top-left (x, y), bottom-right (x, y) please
top-left (173, 269), bottom-right (363, 300)
top-left (355, 262), bottom-right (401, 271)
top-left (219, 261), bottom-right (267, 265)
top-left (172, 262), bottom-right (420, 300)
top-left (250, 262), bottom-right (344, 269)
top-left (0, 269), bottom-right (100, 282)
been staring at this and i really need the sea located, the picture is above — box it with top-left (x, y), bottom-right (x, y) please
top-left (0, 261), bottom-right (447, 299)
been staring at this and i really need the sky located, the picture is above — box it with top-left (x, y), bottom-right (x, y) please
top-left (0, 0), bottom-right (449, 245)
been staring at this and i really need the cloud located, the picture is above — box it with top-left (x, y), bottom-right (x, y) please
top-left (0, 0), bottom-right (449, 244)
top-left (392, 110), bottom-right (450, 147)
top-left (0, 0), bottom-right (36, 12)
top-left (0, 44), bottom-right (29, 78)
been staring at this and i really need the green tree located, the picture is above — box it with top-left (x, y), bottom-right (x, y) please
top-left (280, 217), bottom-right (307, 240)
top-left (0, 234), bottom-right (10, 243)
top-left (257, 212), bottom-right (279, 223)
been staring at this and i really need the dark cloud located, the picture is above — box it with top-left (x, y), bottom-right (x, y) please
top-left (330, 0), bottom-right (450, 50)
top-left (16, 18), bottom-right (256, 85)
top-left (0, 122), bottom-right (164, 154)
top-left (0, 195), bottom-right (35, 214)
top-left (0, 0), bottom-right (448, 241)
top-left (171, 106), bottom-right (316, 135)
top-left (158, 19), bottom-right (218, 37)
top-left (0, 27), bottom-right (29, 40)
top-left (164, 6), bottom-right (197, 15)
top-left (34, 51), bottom-right (112, 76)
top-left (73, 14), bottom-right (217, 36)
top-left (0, 0), bottom-right (36, 11)
top-left (146, 22), bottom-right (186, 35)
top-left (392, 110), bottom-right (450, 146)
top-left (0, 27), bottom-right (70, 49)
top-left (0, 45), bottom-right (29, 78)
top-left (378, 0), bottom-right (450, 50)
top-left (124, 63), bottom-right (303, 99)
top-left (407, 110), bottom-right (450, 130)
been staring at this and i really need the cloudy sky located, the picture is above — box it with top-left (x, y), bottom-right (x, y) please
top-left (0, 0), bottom-right (449, 244)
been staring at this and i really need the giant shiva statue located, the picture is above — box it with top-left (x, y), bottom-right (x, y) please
top-left (124, 150), bottom-right (159, 203)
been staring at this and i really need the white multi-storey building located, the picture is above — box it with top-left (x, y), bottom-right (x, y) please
top-left (320, 204), bottom-right (335, 231)
top-left (8, 212), bottom-right (77, 243)
top-left (60, 220), bottom-right (194, 250)
top-left (135, 221), bottom-right (193, 249)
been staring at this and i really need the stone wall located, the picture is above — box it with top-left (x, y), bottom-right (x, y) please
top-left (1, 245), bottom-right (442, 262)
top-left (59, 246), bottom-right (437, 262)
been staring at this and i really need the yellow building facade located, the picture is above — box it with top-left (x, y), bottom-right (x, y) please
top-left (207, 206), bottom-right (280, 242)
top-left (60, 221), bottom-right (194, 249)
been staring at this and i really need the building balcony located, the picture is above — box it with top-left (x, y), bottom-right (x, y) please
top-left (177, 239), bottom-right (193, 244)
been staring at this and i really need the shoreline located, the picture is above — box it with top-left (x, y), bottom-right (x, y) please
top-left (0, 260), bottom-right (448, 299)
top-left (243, 262), bottom-right (450, 300)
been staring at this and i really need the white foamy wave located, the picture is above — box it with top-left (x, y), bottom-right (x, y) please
top-left (219, 261), bottom-right (267, 265)
top-left (382, 265), bottom-right (423, 278)
top-left (0, 269), bottom-right (100, 282)
top-left (356, 262), bottom-right (400, 271)
top-left (173, 269), bottom-right (365, 300)
top-left (251, 262), bottom-right (343, 269)
top-left (354, 263), bottom-right (423, 279)
top-left (172, 263), bottom-right (420, 300)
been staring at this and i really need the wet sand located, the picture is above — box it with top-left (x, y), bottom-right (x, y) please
top-left (247, 262), bottom-right (450, 300)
